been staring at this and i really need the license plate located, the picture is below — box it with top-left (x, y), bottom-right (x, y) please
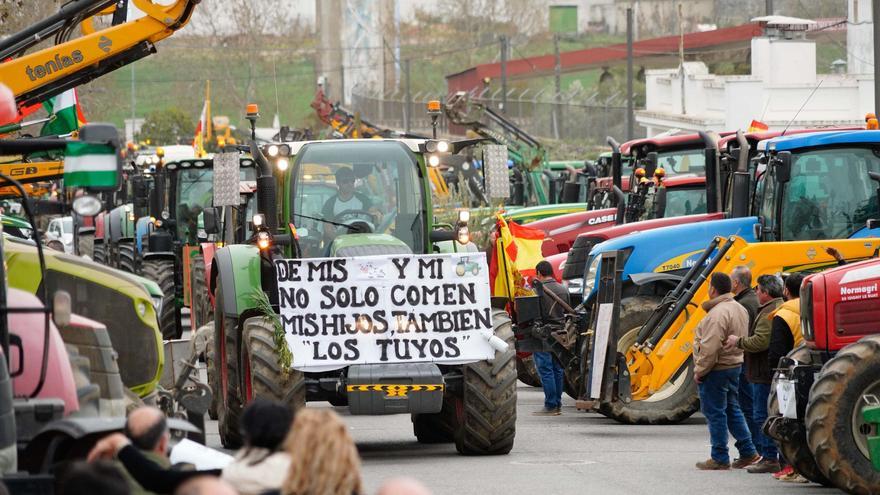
top-left (777, 379), bottom-right (797, 419)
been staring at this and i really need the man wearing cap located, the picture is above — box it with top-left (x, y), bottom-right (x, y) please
top-left (322, 167), bottom-right (373, 243)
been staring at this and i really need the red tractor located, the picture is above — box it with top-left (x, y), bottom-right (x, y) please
top-left (765, 255), bottom-right (880, 494)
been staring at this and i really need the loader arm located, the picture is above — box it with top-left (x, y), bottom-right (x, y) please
top-left (626, 235), bottom-right (880, 401)
top-left (2, 0), bottom-right (199, 112)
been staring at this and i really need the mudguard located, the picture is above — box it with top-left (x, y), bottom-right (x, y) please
top-left (94, 213), bottom-right (105, 241)
top-left (211, 244), bottom-right (262, 318)
top-left (629, 272), bottom-right (684, 287)
top-left (135, 216), bottom-right (153, 254)
top-left (201, 242), bottom-right (218, 305)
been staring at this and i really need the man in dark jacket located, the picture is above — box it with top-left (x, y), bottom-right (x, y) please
top-left (729, 266), bottom-right (760, 465)
top-left (532, 260), bottom-right (570, 416)
top-left (726, 274), bottom-right (785, 474)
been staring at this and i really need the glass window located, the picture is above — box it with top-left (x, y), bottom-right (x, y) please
top-left (62, 217), bottom-right (72, 234)
top-left (655, 186), bottom-right (707, 219)
top-left (781, 147), bottom-right (880, 240)
top-left (174, 167), bottom-right (256, 243)
top-left (290, 141), bottom-right (425, 257)
top-left (655, 148), bottom-right (706, 176)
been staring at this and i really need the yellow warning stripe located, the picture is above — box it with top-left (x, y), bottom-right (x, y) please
top-left (345, 384), bottom-right (444, 397)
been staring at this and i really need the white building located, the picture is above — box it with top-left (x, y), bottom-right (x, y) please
top-left (636, 13), bottom-right (875, 136)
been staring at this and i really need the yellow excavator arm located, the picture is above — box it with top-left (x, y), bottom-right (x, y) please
top-left (0, 161), bottom-right (65, 197)
top-left (2, 0), bottom-right (198, 111)
top-left (626, 235), bottom-right (880, 401)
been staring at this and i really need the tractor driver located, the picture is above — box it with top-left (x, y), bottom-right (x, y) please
top-left (322, 167), bottom-right (375, 243)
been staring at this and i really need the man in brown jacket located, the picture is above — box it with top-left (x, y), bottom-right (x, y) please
top-left (694, 273), bottom-right (759, 470)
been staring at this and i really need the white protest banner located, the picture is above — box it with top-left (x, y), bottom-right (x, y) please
top-left (275, 252), bottom-right (497, 371)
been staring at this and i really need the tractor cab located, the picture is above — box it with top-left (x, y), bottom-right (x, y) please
top-left (280, 139), bottom-right (429, 258)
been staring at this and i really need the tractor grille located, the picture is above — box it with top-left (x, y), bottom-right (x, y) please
top-left (42, 270), bottom-right (160, 391)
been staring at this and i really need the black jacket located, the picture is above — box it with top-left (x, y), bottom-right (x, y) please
top-left (734, 288), bottom-right (759, 331)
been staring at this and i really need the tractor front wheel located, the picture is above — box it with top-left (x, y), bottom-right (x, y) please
top-left (142, 258), bottom-right (180, 340)
top-left (214, 284), bottom-right (243, 448)
top-left (767, 345), bottom-right (830, 486)
top-left (453, 309), bottom-right (517, 455)
top-left (117, 241), bottom-right (136, 273)
top-left (93, 242), bottom-right (106, 264)
top-left (240, 317), bottom-right (306, 411)
top-left (806, 335), bottom-right (880, 494)
top-left (600, 296), bottom-right (699, 424)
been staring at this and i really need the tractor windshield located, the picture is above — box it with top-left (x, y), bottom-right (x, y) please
top-left (175, 167), bottom-right (257, 244)
top-left (643, 186), bottom-right (707, 220)
top-left (290, 141), bottom-right (425, 257)
top-left (759, 147), bottom-right (880, 240)
top-left (655, 148), bottom-right (706, 176)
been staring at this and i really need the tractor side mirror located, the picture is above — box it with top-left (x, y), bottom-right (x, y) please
top-left (774, 151), bottom-right (792, 183)
top-left (203, 207), bottom-right (220, 235)
top-left (867, 219), bottom-right (879, 230)
top-left (645, 152), bottom-right (658, 178)
top-left (653, 186), bottom-right (667, 219)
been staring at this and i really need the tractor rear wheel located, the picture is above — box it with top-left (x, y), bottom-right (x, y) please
top-left (205, 328), bottom-right (219, 420)
top-left (77, 232), bottom-right (94, 258)
top-left (118, 241), bottom-right (135, 273)
top-left (600, 296), bottom-right (699, 424)
top-left (93, 243), bottom-right (105, 264)
top-left (240, 317), bottom-right (305, 412)
top-left (516, 354), bottom-right (541, 387)
top-left (190, 253), bottom-right (213, 331)
top-left (142, 258), bottom-right (180, 340)
top-left (767, 345), bottom-right (830, 485)
top-left (412, 397), bottom-right (456, 444)
top-left (214, 284), bottom-right (243, 448)
top-left (453, 309), bottom-right (517, 455)
top-left (806, 335), bottom-right (880, 494)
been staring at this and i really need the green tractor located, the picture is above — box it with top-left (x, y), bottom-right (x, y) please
top-left (209, 137), bottom-right (518, 455)
top-left (136, 155), bottom-right (258, 339)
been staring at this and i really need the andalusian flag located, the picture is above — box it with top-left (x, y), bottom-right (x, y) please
top-left (489, 214), bottom-right (546, 298)
top-left (40, 89), bottom-right (86, 137)
top-left (64, 141), bottom-right (118, 189)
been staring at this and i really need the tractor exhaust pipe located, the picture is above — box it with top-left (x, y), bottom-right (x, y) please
top-left (698, 131), bottom-right (719, 214)
top-left (730, 130), bottom-right (751, 218)
top-left (613, 186), bottom-right (625, 225)
top-left (251, 140), bottom-right (278, 232)
top-left (607, 136), bottom-right (622, 197)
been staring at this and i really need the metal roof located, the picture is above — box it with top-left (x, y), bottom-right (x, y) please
top-left (761, 130), bottom-right (880, 151)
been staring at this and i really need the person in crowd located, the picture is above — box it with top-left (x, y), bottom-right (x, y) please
top-left (693, 273), bottom-right (759, 470)
top-left (121, 406), bottom-right (172, 494)
top-left (729, 266), bottom-right (760, 465)
top-left (726, 274), bottom-right (785, 474)
top-left (221, 399), bottom-right (293, 495)
top-left (322, 167), bottom-right (374, 243)
top-left (59, 460), bottom-right (131, 495)
top-left (767, 272), bottom-right (809, 483)
top-left (531, 260), bottom-right (570, 416)
top-left (376, 477), bottom-right (432, 495)
top-left (267, 408), bottom-right (363, 495)
top-left (174, 476), bottom-right (238, 495)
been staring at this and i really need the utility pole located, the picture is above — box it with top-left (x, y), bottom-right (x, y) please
top-left (130, 64), bottom-right (135, 142)
top-left (626, 7), bottom-right (634, 140)
top-left (500, 35), bottom-right (508, 114)
top-left (678, 3), bottom-right (686, 115)
top-left (766, 0), bottom-right (774, 15)
top-left (553, 34), bottom-right (562, 139)
top-left (874, 0), bottom-right (879, 118)
top-left (404, 59), bottom-right (412, 133)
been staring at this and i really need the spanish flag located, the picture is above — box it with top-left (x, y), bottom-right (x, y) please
top-left (747, 120), bottom-right (769, 133)
top-left (192, 81), bottom-right (211, 157)
top-left (489, 213), bottom-right (546, 299)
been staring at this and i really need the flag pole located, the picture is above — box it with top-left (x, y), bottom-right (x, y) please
top-left (205, 80), bottom-right (212, 141)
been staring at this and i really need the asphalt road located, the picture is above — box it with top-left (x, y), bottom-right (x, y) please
top-left (203, 382), bottom-right (839, 495)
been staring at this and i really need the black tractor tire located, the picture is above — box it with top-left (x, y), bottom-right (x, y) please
top-left (215, 284), bottom-right (243, 448)
top-left (205, 327), bottom-right (219, 420)
top-left (142, 258), bottom-right (180, 340)
top-left (412, 397), bottom-right (456, 444)
top-left (516, 354), bottom-right (542, 387)
top-left (806, 335), bottom-right (880, 494)
top-left (241, 317), bottom-right (306, 411)
top-left (77, 232), bottom-right (94, 258)
top-left (117, 241), bottom-right (136, 273)
top-left (767, 345), bottom-right (831, 486)
top-left (93, 242), bottom-right (106, 264)
top-left (190, 253), bottom-right (213, 331)
top-left (600, 295), bottom-right (700, 424)
top-left (453, 309), bottom-right (517, 455)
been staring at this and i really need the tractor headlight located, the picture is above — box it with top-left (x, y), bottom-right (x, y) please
top-left (151, 295), bottom-right (163, 315)
top-left (276, 157), bottom-right (289, 172)
top-left (566, 278), bottom-right (584, 296)
top-left (253, 214), bottom-right (265, 228)
top-left (436, 140), bottom-right (450, 153)
top-left (137, 301), bottom-right (147, 318)
top-left (457, 210), bottom-right (470, 224)
top-left (267, 144), bottom-right (279, 157)
top-left (257, 230), bottom-right (271, 250)
top-left (457, 226), bottom-right (470, 245)
top-left (428, 155), bottom-right (441, 167)
top-left (582, 256), bottom-right (601, 295)
top-left (128, 212), bottom-right (135, 222)
top-left (161, 211), bottom-right (170, 220)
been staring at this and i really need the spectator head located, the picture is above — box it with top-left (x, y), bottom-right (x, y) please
top-left (755, 274), bottom-right (784, 303)
top-left (124, 406), bottom-right (170, 456)
top-left (281, 409), bottom-right (362, 495)
top-left (58, 460), bottom-right (129, 495)
top-left (708, 272), bottom-right (733, 298)
top-left (729, 266), bottom-right (752, 295)
top-left (535, 260), bottom-right (554, 280)
top-left (783, 272), bottom-right (806, 301)
top-left (174, 476), bottom-right (238, 495)
top-left (377, 477), bottom-right (432, 495)
top-left (239, 399), bottom-right (293, 459)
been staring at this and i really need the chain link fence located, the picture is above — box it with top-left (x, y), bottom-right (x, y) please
top-left (350, 87), bottom-right (642, 144)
